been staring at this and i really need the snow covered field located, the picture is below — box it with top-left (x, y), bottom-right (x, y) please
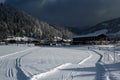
top-left (0, 45), bottom-right (120, 80)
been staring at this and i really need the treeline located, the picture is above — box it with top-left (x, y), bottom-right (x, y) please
top-left (0, 3), bottom-right (73, 40)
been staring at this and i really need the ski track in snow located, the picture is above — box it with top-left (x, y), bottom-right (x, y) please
top-left (0, 47), bottom-right (37, 80)
top-left (78, 52), bottom-right (93, 65)
top-left (30, 48), bottom-right (115, 80)
top-left (0, 45), bottom-right (119, 80)
top-left (30, 50), bottom-right (96, 80)
top-left (92, 50), bottom-right (111, 80)
top-left (92, 47), bottom-right (120, 80)
top-left (0, 48), bottom-right (33, 59)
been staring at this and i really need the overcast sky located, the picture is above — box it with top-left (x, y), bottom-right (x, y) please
top-left (1, 0), bottom-right (120, 28)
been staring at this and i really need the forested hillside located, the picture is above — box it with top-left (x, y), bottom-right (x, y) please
top-left (0, 3), bottom-right (73, 40)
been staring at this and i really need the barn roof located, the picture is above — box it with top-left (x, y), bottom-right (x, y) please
top-left (73, 29), bottom-right (108, 38)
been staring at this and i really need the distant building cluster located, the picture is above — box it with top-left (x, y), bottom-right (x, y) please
top-left (72, 34), bottom-right (107, 45)
top-left (0, 34), bottom-right (120, 46)
top-left (0, 36), bottom-right (72, 46)
top-left (72, 34), bottom-right (120, 45)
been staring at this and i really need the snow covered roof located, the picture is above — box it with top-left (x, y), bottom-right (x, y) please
top-left (74, 29), bottom-right (108, 38)
top-left (5, 36), bottom-right (36, 41)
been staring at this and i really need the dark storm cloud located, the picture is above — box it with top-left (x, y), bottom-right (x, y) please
top-left (4, 0), bottom-right (120, 28)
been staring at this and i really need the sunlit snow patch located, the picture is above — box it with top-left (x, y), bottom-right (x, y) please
top-left (30, 63), bottom-right (72, 80)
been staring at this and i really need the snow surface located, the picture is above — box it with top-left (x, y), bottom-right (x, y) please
top-left (0, 45), bottom-right (29, 56)
top-left (0, 45), bottom-right (120, 80)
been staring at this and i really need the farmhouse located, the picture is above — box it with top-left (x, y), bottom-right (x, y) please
top-left (72, 34), bottom-right (107, 45)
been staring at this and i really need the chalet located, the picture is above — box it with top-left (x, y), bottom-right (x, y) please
top-left (107, 34), bottom-right (120, 44)
top-left (72, 34), bottom-right (107, 45)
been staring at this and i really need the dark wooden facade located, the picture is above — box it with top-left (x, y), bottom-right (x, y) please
top-left (72, 34), bottom-right (107, 45)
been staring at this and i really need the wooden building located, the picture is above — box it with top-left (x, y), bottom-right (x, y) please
top-left (72, 34), bottom-right (107, 45)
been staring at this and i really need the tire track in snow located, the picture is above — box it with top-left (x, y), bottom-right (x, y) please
top-left (30, 50), bottom-right (93, 80)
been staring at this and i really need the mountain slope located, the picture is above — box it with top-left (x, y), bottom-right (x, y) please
top-left (0, 3), bottom-right (73, 40)
top-left (83, 17), bottom-right (120, 34)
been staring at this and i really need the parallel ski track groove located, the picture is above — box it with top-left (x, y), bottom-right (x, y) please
top-left (0, 47), bottom-right (38, 80)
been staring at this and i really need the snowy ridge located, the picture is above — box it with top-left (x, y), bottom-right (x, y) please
top-left (108, 31), bottom-right (120, 35)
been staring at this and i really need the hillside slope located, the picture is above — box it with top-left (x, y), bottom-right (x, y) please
top-left (0, 3), bottom-right (73, 40)
top-left (83, 17), bottom-right (120, 34)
